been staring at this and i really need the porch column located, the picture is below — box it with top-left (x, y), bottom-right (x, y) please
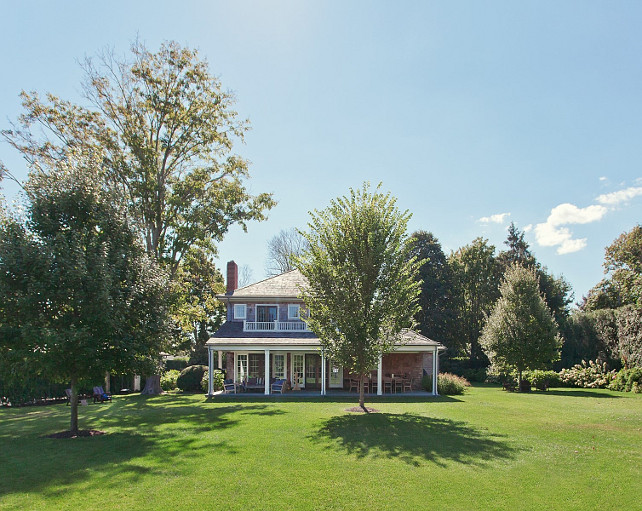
top-left (218, 350), bottom-right (223, 369)
top-left (264, 349), bottom-right (270, 395)
top-left (432, 348), bottom-right (438, 396)
top-left (377, 355), bottom-right (383, 395)
top-left (208, 347), bottom-right (214, 396)
top-left (321, 351), bottom-right (326, 396)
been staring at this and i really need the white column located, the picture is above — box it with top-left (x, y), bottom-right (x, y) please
top-left (208, 347), bottom-right (214, 396)
top-left (321, 352), bottom-right (326, 396)
top-left (264, 349), bottom-right (270, 395)
top-left (432, 348), bottom-right (438, 396)
top-left (218, 350), bottom-right (223, 369)
top-left (377, 355), bottom-right (383, 395)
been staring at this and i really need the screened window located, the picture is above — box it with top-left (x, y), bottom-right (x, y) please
top-left (234, 304), bottom-right (246, 320)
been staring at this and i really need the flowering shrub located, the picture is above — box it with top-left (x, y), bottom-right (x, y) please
top-left (160, 370), bottom-right (181, 391)
top-left (559, 360), bottom-right (617, 389)
top-left (201, 369), bottom-right (224, 392)
top-left (608, 368), bottom-right (642, 393)
top-left (422, 372), bottom-right (470, 395)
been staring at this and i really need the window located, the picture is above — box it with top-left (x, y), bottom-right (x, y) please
top-left (236, 354), bottom-right (248, 383)
top-left (234, 304), bottom-right (246, 320)
top-left (273, 354), bottom-right (285, 379)
top-left (256, 305), bottom-right (278, 323)
top-left (288, 304), bottom-right (300, 320)
top-left (248, 354), bottom-right (262, 378)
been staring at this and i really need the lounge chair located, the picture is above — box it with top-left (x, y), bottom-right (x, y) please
top-left (222, 379), bottom-right (237, 394)
top-left (93, 386), bottom-right (112, 403)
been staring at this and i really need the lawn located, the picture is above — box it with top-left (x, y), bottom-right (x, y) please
top-left (0, 386), bottom-right (640, 510)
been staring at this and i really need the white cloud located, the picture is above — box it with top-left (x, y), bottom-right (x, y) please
top-left (534, 203), bottom-right (607, 255)
top-left (478, 212), bottom-right (510, 224)
top-left (523, 224), bottom-right (533, 233)
top-left (596, 186), bottom-right (642, 206)
top-left (599, 176), bottom-right (608, 182)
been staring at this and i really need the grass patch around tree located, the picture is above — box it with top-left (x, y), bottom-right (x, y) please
top-left (0, 386), bottom-right (640, 510)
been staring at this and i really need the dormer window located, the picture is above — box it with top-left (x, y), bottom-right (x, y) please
top-left (288, 304), bottom-right (300, 320)
top-left (234, 304), bottom-right (246, 320)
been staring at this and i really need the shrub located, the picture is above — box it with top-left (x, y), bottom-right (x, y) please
top-left (422, 373), bottom-right (470, 395)
top-left (201, 369), bottom-right (224, 392)
top-left (440, 357), bottom-right (488, 382)
top-left (524, 370), bottom-right (562, 389)
top-left (165, 357), bottom-right (189, 372)
top-left (176, 365), bottom-right (207, 392)
top-left (160, 370), bottom-right (181, 391)
top-left (609, 367), bottom-right (642, 392)
top-left (559, 359), bottom-right (617, 389)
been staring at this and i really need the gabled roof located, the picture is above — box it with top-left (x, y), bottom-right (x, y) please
top-left (218, 269), bottom-right (308, 300)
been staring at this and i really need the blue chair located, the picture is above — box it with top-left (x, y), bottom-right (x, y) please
top-left (271, 379), bottom-right (287, 394)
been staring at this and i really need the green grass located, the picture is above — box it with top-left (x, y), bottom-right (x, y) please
top-left (0, 386), bottom-right (640, 510)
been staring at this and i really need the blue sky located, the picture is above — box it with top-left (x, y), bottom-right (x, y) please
top-left (1, 1), bottom-right (641, 302)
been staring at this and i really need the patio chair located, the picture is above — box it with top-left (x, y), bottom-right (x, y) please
top-left (383, 377), bottom-right (393, 394)
top-left (222, 379), bottom-right (237, 394)
top-left (349, 378), bottom-right (359, 392)
top-left (93, 386), bottom-right (112, 403)
top-left (271, 379), bottom-right (287, 394)
top-left (402, 378), bottom-right (413, 393)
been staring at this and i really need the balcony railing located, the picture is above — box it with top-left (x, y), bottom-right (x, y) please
top-left (243, 320), bottom-right (310, 332)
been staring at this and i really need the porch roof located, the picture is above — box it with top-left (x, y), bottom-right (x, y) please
top-left (206, 322), bottom-right (446, 352)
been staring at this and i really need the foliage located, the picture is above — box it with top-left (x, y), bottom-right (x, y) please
top-left (407, 231), bottom-right (458, 352)
top-left (3, 41), bottom-right (276, 275)
top-left (559, 359), bottom-right (617, 389)
top-left (481, 264), bottom-right (561, 384)
top-left (265, 228), bottom-right (309, 276)
top-left (584, 225), bottom-right (642, 310)
top-left (160, 370), bottom-right (181, 392)
top-left (201, 369), bottom-right (224, 392)
top-left (608, 367), bottom-right (642, 393)
top-left (297, 183), bottom-right (422, 407)
top-left (448, 237), bottom-right (501, 365)
top-left (164, 357), bottom-right (190, 372)
top-left (560, 310), bottom-right (618, 369)
top-left (176, 365), bottom-right (207, 392)
top-left (421, 372), bottom-right (470, 395)
top-left (523, 370), bottom-right (562, 389)
top-left (0, 151), bottom-right (172, 433)
top-left (614, 305), bottom-right (642, 368)
top-left (440, 357), bottom-right (487, 382)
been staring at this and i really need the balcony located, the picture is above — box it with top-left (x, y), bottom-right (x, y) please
top-left (243, 320), bottom-right (310, 332)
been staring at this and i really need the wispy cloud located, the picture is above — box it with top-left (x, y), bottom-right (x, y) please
top-left (534, 203), bottom-right (607, 255)
top-left (478, 212), bottom-right (510, 224)
top-left (596, 186), bottom-right (642, 206)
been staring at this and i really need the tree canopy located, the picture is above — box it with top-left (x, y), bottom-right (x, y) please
top-left (265, 227), bottom-right (309, 276)
top-left (480, 264), bottom-right (561, 385)
top-left (0, 151), bottom-right (172, 433)
top-left (297, 184), bottom-right (422, 408)
top-left (2, 40), bottom-right (276, 274)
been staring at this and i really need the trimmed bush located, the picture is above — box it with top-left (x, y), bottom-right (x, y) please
top-left (160, 370), bottom-right (181, 391)
top-left (421, 373), bottom-right (470, 395)
top-left (524, 370), bottom-right (562, 389)
top-left (201, 369), bottom-right (224, 392)
top-left (609, 367), bottom-right (642, 392)
top-left (176, 365), bottom-right (207, 392)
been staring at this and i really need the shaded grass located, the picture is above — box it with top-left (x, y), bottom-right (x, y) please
top-left (0, 386), bottom-right (640, 510)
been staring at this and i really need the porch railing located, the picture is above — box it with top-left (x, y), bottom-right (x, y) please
top-left (243, 320), bottom-right (310, 332)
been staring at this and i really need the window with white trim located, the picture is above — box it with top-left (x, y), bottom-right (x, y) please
top-left (273, 354), bottom-right (285, 379)
top-left (288, 304), bottom-right (300, 320)
top-left (234, 304), bottom-right (246, 320)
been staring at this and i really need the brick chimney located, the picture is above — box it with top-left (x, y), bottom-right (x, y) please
top-left (226, 260), bottom-right (238, 294)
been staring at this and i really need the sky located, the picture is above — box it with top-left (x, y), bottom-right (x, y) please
top-left (1, 1), bottom-right (641, 303)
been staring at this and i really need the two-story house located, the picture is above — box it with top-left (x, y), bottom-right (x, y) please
top-left (205, 261), bottom-right (445, 396)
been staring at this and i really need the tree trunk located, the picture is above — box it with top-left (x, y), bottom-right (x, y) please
top-left (359, 375), bottom-right (366, 409)
top-left (140, 374), bottom-right (162, 395)
top-left (517, 370), bottom-right (522, 390)
top-left (70, 376), bottom-right (79, 435)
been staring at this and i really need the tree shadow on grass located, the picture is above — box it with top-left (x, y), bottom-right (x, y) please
top-left (0, 398), bottom-right (282, 498)
top-left (310, 412), bottom-right (518, 467)
top-left (543, 389), bottom-right (621, 399)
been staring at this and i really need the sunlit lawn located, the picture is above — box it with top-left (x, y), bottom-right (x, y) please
top-left (0, 386), bottom-right (640, 510)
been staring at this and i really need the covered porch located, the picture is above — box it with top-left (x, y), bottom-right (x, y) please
top-left (205, 331), bottom-right (444, 397)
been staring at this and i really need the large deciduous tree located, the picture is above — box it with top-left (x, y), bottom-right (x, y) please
top-left (408, 230), bottom-right (458, 352)
top-left (3, 41), bottom-right (276, 274)
top-left (0, 152), bottom-right (172, 434)
top-left (480, 265), bottom-right (561, 386)
top-left (265, 228), bottom-right (309, 276)
top-left (297, 184), bottom-right (422, 409)
top-left (449, 237), bottom-right (501, 366)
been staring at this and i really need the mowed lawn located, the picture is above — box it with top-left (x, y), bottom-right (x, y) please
top-left (0, 386), bottom-right (640, 510)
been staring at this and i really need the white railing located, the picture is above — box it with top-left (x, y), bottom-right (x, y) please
top-left (244, 320), bottom-right (310, 332)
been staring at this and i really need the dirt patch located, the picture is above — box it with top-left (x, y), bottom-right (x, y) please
top-left (44, 429), bottom-right (106, 439)
top-left (345, 406), bottom-right (379, 413)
